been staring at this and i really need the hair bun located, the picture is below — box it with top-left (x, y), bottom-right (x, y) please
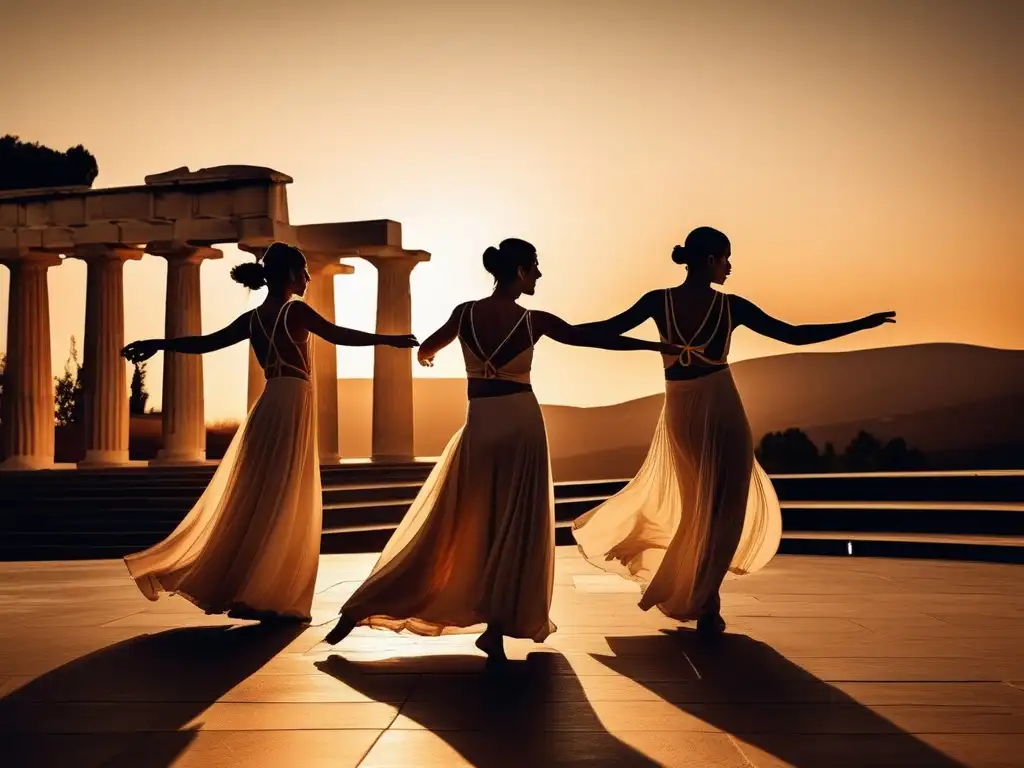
top-left (482, 245), bottom-right (502, 276)
top-left (671, 244), bottom-right (688, 265)
top-left (230, 261), bottom-right (267, 290)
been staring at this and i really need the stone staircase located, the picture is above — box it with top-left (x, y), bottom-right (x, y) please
top-left (1, 465), bottom-right (1022, 563)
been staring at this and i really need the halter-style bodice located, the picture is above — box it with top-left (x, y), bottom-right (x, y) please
top-left (458, 301), bottom-right (535, 385)
top-left (250, 301), bottom-right (312, 381)
top-left (660, 289), bottom-right (733, 370)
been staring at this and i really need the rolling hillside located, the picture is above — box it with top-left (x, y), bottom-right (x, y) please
top-left (337, 343), bottom-right (1024, 479)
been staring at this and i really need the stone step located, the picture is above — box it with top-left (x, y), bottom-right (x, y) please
top-left (779, 531), bottom-right (1024, 564)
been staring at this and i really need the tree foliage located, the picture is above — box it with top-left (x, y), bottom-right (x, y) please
top-left (129, 362), bottom-right (150, 416)
top-left (756, 428), bottom-right (822, 474)
top-left (54, 337), bottom-right (85, 427)
top-left (0, 135), bottom-right (99, 191)
top-left (757, 427), bottom-right (927, 473)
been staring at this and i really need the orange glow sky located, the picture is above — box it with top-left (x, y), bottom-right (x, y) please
top-left (1, 0), bottom-right (1021, 421)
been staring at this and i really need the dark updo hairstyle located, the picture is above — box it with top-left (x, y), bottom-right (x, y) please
top-left (230, 242), bottom-right (306, 291)
top-left (482, 238), bottom-right (538, 284)
top-left (671, 226), bottom-right (730, 269)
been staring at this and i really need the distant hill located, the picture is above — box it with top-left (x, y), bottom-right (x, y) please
top-left (337, 343), bottom-right (1024, 480)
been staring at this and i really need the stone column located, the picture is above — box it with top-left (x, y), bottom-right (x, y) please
top-left (0, 250), bottom-right (62, 471)
top-left (73, 246), bottom-right (143, 466)
top-left (151, 244), bottom-right (222, 464)
top-left (241, 247), bottom-right (268, 413)
top-left (305, 254), bottom-right (355, 464)
top-left (362, 251), bottom-right (429, 463)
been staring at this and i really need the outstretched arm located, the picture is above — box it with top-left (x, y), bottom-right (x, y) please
top-left (122, 313), bottom-right (251, 362)
top-left (416, 304), bottom-right (464, 367)
top-left (731, 296), bottom-right (896, 345)
top-left (571, 291), bottom-right (658, 336)
top-left (291, 302), bottom-right (418, 348)
top-left (532, 311), bottom-right (680, 354)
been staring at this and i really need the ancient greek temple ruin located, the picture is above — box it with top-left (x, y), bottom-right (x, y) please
top-left (0, 165), bottom-right (429, 470)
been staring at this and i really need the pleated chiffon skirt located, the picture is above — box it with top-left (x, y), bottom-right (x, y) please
top-left (124, 376), bottom-right (322, 621)
top-left (341, 391), bottom-right (556, 641)
top-left (572, 368), bottom-right (781, 621)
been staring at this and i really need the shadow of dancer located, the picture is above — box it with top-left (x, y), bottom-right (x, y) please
top-left (0, 623), bottom-right (302, 768)
top-left (316, 651), bottom-right (662, 766)
top-left (591, 631), bottom-right (969, 768)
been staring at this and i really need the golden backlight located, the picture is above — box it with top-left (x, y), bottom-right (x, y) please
top-left (0, 0), bottom-right (1021, 420)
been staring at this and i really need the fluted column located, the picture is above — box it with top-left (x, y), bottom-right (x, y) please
top-left (305, 254), bottom-right (355, 464)
top-left (362, 250), bottom-right (429, 462)
top-left (73, 246), bottom-right (143, 466)
top-left (151, 244), bottom-right (222, 464)
top-left (0, 250), bottom-right (62, 470)
top-left (241, 247), bottom-right (268, 413)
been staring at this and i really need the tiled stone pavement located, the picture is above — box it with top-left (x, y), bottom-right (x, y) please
top-left (1, 549), bottom-right (1022, 767)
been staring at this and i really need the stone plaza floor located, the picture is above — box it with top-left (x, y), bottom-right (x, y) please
top-left (1, 549), bottom-right (1022, 767)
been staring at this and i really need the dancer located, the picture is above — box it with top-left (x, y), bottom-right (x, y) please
top-left (120, 242), bottom-right (417, 622)
top-left (324, 238), bottom-right (683, 659)
top-left (571, 226), bottom-right (895, 633)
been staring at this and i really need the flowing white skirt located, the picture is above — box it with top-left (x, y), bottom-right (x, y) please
top-left (124, 377), bottom-right (322, 621)
top-left (341, 391), bottom-right (556, 641)
top-left (572, 368), bottom-right (781, 621)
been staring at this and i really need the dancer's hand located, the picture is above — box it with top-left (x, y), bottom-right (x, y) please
top-left (417, 350), bottom-right (435, 367)
top-left (388, 334), bottom-right (419, 349)
top-left (121, 339), bottom-right (162, 363)
top-left (658, 342), bottom-right (685, 356)
top-left (861, 311), bottom-right (896, 329)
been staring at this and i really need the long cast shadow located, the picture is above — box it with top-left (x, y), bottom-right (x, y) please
top-left (0, 623), bottom-right (302, 768)
top-left (316, 652), bottom-right (661, 767)
top-left (592, 631), bottom-right (969, 768)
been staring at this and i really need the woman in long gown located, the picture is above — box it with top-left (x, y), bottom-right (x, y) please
top-left (571, 226), bottom-right (896, 633)
top-left (120, 243), bottom-right (418, 622)
top-left (324, 238), bottom-right (682, 660)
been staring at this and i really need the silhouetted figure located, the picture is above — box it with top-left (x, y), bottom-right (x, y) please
top-left (572, 226), bottom-right (896, 634)
top-left (120, 243), bottom-right (417, 622)
top-left (324, 238), bottom-right (681, 660)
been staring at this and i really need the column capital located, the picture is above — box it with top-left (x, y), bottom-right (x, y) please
top-left (305, 251), bottom-right (356, 277)
top-left (238, 243), bottom-right (269, 259)
top-left (70, 244), bottom-right (144, 263)
top-left (146, 241), bottom-right (224, 263)
top-left (359, 247), bottom-right (431, 273)
top-left (0, 248), bottom-right (63, 270)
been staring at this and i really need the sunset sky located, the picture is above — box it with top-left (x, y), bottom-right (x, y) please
top-left (1, 0), bottom-right (1021, 421)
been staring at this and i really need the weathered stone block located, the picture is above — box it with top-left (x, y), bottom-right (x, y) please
top-left (42, 227), bottom-right (76, 249)
top-left (269, 183), bottom-right (289, 222)
top-left (238, 218), bottom-right (297, 247)
top-left (119, 220), bottom-right (173, 245)
top-left (232, 185), bottom-right (273, 217)
top-left (24, 202), bottom-right (49, 227)
top-left (0, 203), bottom-right (25, 227)
top-left (47, 197), bottom-right (88, 226)
top-left (85, 191), bottom-right (152, 222)
top-left (16, 229), bottom-right (44, 248)
top-left (0, 229), bottom-right (16, 249)
top-left (176, 217), bottom-right (239, 244)
top-left (153, 191), bottom-right (195, 221)
top-left (296, 220), bottom-right (402, 250)
top-left (71, 222), bottom-right (122, 245)
top-left (196, 190), bottom-right (236, 218)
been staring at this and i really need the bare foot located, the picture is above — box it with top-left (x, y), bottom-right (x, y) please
top-left (696, 612), bottom-right (727, 636)
top-left (324, 615), bottom-right (357, 646)
top-left (475, 630), bottom-right (507, 663)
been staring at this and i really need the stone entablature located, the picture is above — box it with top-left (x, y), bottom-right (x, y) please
top-left (0, 166), bottom-right (430, 470)
top-left (0, 165), bottom-right (293, 253)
